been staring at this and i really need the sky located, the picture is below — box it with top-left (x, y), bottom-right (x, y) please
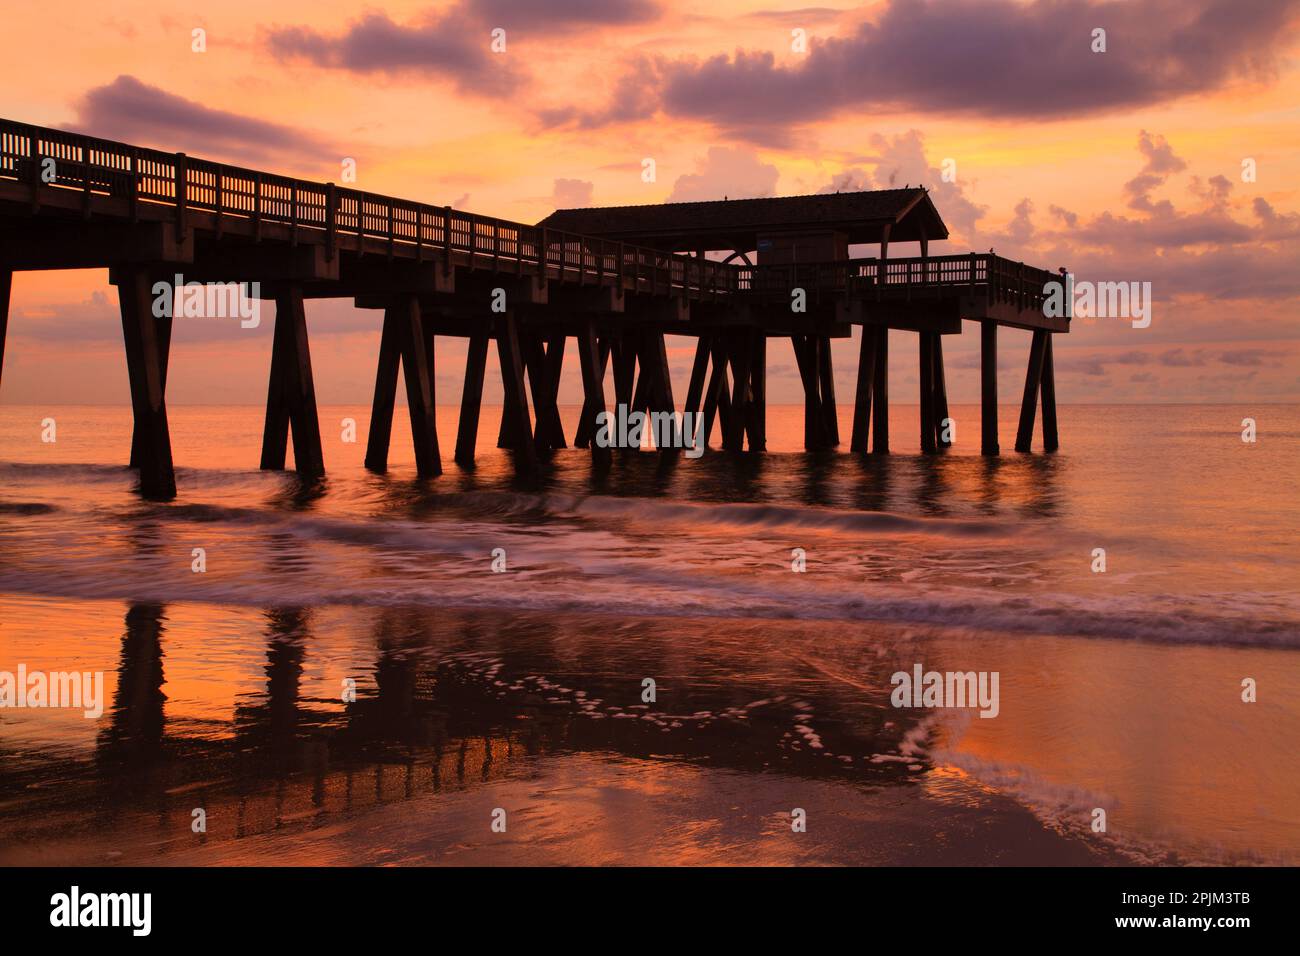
top-left (1, 0), bottom-right (1298, 407)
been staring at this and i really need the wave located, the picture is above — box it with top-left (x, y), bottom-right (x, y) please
top-left (1, 554), bottom-right (1296, 650)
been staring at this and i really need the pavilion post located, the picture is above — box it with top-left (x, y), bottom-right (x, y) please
top-left (816, 335), bottom-right (839, 446)
top-left (871, 325), bottom-right (889, 454)
top-left (1015, 329), bottom-right (1048, 452)
top-left (850, 324), bottom-right (876, 452)
top-left (1041, 332), bottom-right (1059, 452)
top-left (980, 320), bottom-right (999, 455)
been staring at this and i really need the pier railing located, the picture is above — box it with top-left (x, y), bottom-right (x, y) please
top-left (0, 117), bottom-right (1056, 311)
top-left (0, 119), bottom-right (739, 299)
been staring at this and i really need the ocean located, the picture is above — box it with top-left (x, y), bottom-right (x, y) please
top-left (0, 402), bottom-right (1296, 865)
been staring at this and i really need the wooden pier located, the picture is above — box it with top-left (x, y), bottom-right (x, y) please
top-left (0, 119), bottom-right (1067, 499)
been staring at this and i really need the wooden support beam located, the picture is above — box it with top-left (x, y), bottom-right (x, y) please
top-left (748, 330), bottom-right (766, 451)
top-left (850, 325), bottom-right (877, 453)
top-left (574, 336), bottom-right (610, 448)
top-left (1041, 332), bottom-right (1059, 452)
top-left (919, 332), bottom-right (937, 454)
top-left (494, 311), bottom-right (538, 468)
top-left (792, 334), bottom-right (823, 451)
top-left (725, 329), bottom-right (752, 452)
top-left (260, 286), bottom-right (324, 478)
top-left (117, 267), bottom-right (176, 499)
top-left (0, 268), bottom-right (8, 397)
top-left (1015, 328), bottom-right (1048, 452)
top-left (576, 319), bottom-right (610, 468)
top-left (702, 337), bottom-right (731, 449)
top-left (816, 335), bottom-right (839, 446)
top-left (454, 332), bottom-right (490, 466)
top-left (364, 307), bottom-right (401, 472)
top-left (981, 320), bottom-right (999, 455)
top-left (523, 331), bottom-right (566, 451)
top-left (645, 330), bottom-right (676, 415)
top-left (683, 335), bottom-right (711, 421)
top-left (932, 333), bottom-right (951, 448)
top-left (399, 297), bottom-right (441, 477)
top-left (612, 333), bottom-right (637, 414)
top-left (872, 325), bottom-right (889, 454)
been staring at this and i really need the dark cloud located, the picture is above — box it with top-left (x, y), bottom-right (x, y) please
top-left (469, 0), bottom-right (663, 28)
top-left (72, 76), bottom-right (336, 168)
top-left (267, 1), bottom-right (663, 94)
top-left (536, 60), bottom-right (662, 130)
top-left (1218, 349), bottom-right (1276, 367)
top-left (267, 10), bottom-right (523, 95)
top-left (554, 0), bottom-right (1299, 141)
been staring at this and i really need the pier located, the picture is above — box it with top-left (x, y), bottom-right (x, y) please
top-left (0, 119), bottom-right (1067, 499)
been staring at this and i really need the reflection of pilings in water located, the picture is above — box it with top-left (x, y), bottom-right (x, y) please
top-left (852, 453), bottom-right (894, 513)
top-left (1019, 455), bottom-right (1063, 519)
top-left (97, 602), bottom-right (167, 767)
top-left (232, 608), bottom-right (312, 750)
top-left (915, 456), bottom-right (952, 517)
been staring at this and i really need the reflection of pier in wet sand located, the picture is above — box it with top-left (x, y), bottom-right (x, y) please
top-left (0, 600), bottom-right (1107, 866)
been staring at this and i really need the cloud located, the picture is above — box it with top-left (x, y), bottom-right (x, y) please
top-left (560, 0), bottom-right (1300, 142)
top-left (666, 146), bottom-right (780, 202)
top-left (267, 2), bottom-right (663, 96)
top-left (552, 177), bottom-right (594, 208)
top-left (469, 0), bottom-right (664, 28)
top-left (1123, 130), bottom-right (1188, 212)
top-left (267, 9), bottom-right (524, 95)
top-left (536, 59), bottom-right (663, 130)
top-left (71, 76), bottom-right (336, 168)
top-left (973, 132), bottom-right (1300, 305)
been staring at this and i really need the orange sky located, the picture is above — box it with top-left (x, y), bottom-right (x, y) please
top-left (1, 0), bottom-right (1298, 406)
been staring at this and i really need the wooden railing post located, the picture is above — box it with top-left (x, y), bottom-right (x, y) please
top-left (80, 136), bottom-right (92, 219)
top-left (326, 183), bottom-right (337, 262)
top-left (129, 148), bottom-right (139, 223)
top-left (443, 205), bottom-right (452, 269)
top-left (253, 173), bottom-right (262, 242)
top-left (174, 152), bottom-right (188, 241)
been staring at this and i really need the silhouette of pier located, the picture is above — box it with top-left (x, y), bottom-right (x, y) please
top-left (0, 119), bottom-right (1067, 499)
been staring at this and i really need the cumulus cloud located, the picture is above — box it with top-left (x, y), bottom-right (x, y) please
top-left (666, 146), bottom-right (780, 202)
top-left (552, 177), bottom-right (594, 208)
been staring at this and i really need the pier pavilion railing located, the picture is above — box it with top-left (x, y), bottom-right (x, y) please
top-left (0, 119), bottom-right (739, 300)
top-left (739, 255), bottom-right (1059, 313)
